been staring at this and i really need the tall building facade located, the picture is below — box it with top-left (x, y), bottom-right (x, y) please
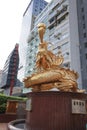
top-left (25, 0), bottom-right (87, 90)
top-left (18, 0), bottom-right (48, 81)
top-left (1, 44), bottom-right (19, 95)
top-left (0, 70), bottom-right (3, 87)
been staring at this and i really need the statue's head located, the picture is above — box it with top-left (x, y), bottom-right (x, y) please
top-left (37, 23), bottom-right (46, 43)
top-left (37, 23), bottom-right (46, 31)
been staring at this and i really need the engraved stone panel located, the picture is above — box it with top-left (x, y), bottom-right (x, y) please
top-left (72, 99), bottom-right (86, 114)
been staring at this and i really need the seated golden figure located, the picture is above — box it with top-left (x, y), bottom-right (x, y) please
top-left (35, 42), bottom-right (64, 71)
top-left (23, 23), bottom-right (85, 93)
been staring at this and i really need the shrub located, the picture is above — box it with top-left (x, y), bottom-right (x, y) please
top-left (0, 103), bottom-right (6, 113)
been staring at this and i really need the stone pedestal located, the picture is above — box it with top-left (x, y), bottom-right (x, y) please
top-left (26, 91), bottom-right (87, 130)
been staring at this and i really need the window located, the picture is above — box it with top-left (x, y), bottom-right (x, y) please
top-left (49, 17), bottom-right (55, 23)
top-left (84, 42), bottom-right (87, 48)
top-left (82, 15), bottom-right (85, 20)
top-left (85, 53), bottom-right (87, 59)
top-left (61, 42), bottom-right (69, 51)
top-left (57, 14), bottom-right (66, 24)
top-left (40, 8), bottom-right (42, 10)
top-left (83, 24), bottom-right (85, 29)
top-left (30, 49), bottom-right (33, 52)
top-left (86, 65), bottom-right (87, 72)
top-left (35, 38), bottom-right (38, 41)
top-left (81, 7), bottom-right (84, 12)
top-left (49, 24), bottom-right (54, 30)
top-left (35, 45), bottom-right (38, 48)
top-left (35, 9), bottom-right (37, 12)
top-left (64, 63), bottom-right (70, 68)
top-left (29, 56), bottom-right (32, 59)
top-left (30, 43), bottom-right (33, 46)
top-left (66, 52), bottom-right (69, 55)
top-left (34, 60), bottom-right (36, 63)
top-left (28, 70), bottom-right (31, 73)
top-left (84, 32), bottom-right (86, 38)
top-left (29, 63), bottom-right (32, 66)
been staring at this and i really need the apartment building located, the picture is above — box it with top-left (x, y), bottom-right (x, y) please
top-left (1, 44), bottom-right (19, 95)
top-left (18, 0), bottom-right (48, 81)
top-left (25, 0), bottom-right (87, 89)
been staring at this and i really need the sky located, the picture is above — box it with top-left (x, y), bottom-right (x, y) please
top-left (0, 0), bottom-right (51, 70)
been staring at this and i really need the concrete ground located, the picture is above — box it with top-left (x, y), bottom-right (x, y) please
top-left (0, 123), bottom-right (8, 130)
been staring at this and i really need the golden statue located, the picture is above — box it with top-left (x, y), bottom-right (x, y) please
top-left (36, 23), bottom-right (64, 71)
top-left (23, 23), bottom-right (85, 93)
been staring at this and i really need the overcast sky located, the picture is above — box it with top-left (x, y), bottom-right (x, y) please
top-left (0, 0), bottom-right (51, 70)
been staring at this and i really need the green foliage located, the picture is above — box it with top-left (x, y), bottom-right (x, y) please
top-left (0, 103), bottom-right (6, 113)
top-left (0, 95), bottom-right (7, 105)
top-left (0, 94), bottom-right (27, 114)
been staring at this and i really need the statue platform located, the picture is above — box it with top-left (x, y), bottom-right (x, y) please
top-left (26, 91), bottom-right (87, 130)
